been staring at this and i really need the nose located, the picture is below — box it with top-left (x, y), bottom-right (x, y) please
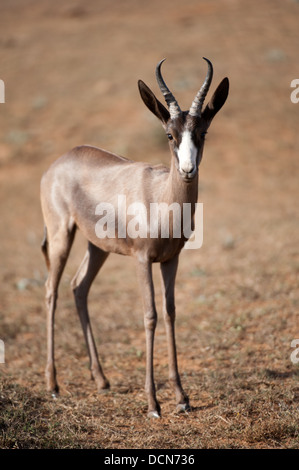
top-left (181, 166), bottom-right (195, 176)
top-left (179, 166), bottom-right (196, 180)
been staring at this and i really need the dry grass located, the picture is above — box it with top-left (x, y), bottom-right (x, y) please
top-left (1, 258), bottom-right (299, 448)
top-left (1, 367), bottom-right (299, 448)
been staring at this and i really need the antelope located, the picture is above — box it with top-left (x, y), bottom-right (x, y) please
top-left (40, 58), bottom-right (229, 418)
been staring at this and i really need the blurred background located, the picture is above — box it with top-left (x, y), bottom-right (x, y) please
top-left (0, 0), bottom-right (298, 448)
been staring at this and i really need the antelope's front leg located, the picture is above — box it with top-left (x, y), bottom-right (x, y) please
top-left (160, 255), bottom-right (190, 412)
top-left (136, 258), bottom-right (160, 418)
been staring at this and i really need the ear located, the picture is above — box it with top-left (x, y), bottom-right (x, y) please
top-left (138, 80), bottom-right (170, 125)
top-left (202, 77), bottom-right (229, 123)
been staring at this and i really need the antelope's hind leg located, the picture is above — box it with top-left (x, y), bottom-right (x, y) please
top-left (71, 242), bottom-right (110, 391)
top-left (43, 222), bottom-right (76, 396)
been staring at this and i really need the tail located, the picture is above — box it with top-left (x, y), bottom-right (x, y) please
top-left (41, 225), bottom-right (50, 269)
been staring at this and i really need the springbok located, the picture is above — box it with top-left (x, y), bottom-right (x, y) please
top-left (40, 58), bottom-right (229, 418)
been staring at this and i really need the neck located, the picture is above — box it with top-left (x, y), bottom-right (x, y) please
top-left (163, 156), bottom-right (199, 209)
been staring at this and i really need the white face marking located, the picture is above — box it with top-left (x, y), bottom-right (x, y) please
top-left (177, 131), bottom-right (197, 174)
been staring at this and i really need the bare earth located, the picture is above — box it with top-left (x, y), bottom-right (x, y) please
top-left (0, 0), bottom-right (298, 448)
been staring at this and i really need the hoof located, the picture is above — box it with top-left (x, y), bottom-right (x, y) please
top-left (97, 387), bottom-right (110, 395)
top-left (148, 410), bottom-right (161, 419)
top-left (91, 371), bottom-right (110, 391)
top-left (48, 386), bottom-right (59, 399)
top-left (47, 383), bottom-right (59, 399)
top-left (176, 402), bottom-right (191, 413)
top-left (96, 379), bottom-right (110, 393)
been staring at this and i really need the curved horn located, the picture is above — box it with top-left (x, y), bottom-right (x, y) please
top-left (189, 57), bottom-right (213, 118)
top-left (156, 59), bottom-right (181, 119)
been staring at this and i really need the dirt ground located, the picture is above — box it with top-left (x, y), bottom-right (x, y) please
top-left (0, 0), bottom-right (299, 449)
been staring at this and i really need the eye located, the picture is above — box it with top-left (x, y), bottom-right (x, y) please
top-left (167, 133), bottom-right (173, 141)
top-left (201, 131), bottom-right (207, 139)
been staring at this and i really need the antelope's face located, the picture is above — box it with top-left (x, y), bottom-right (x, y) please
top-left (165, 114), bottom-right (207, 182)
top-left (138, 58), bottom-right (229, 182)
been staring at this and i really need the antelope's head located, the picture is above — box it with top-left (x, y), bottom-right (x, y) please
top-left (138, 58), bottom-right (229, 182)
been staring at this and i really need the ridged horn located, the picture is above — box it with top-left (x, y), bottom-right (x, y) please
top-left (156, 59), bottom-right (181, 119)
top-left (189, 57), bottom-right (213, 118)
